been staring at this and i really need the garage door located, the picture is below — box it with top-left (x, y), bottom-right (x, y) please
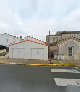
top-left (31, 48), bottom-right (44, 60)
top-left (12, 48), bottom-right (25, 59)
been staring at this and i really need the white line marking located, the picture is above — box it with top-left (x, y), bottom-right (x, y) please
top-left (54, 78), bottom-right (80, 86)
top-left (51, 69), bottom-right (80, 73)
top-left (9, 63), bottom-right (16, 64)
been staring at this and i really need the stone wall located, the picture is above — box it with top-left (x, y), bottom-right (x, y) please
top-left (62, 34), bottom-right (80, 39)
top-left (46, 33), bottom-right (80, 45)
top-left (58, 39), bottom-right (80, 60)
top-left (46, 35), bottom-right (61, 44)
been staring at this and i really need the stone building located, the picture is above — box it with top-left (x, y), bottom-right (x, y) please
top-left (46, 31), bottom-right (80, 60)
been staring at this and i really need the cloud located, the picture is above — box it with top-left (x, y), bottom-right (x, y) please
top-left (0, 0), bottom-right (80, 41)
top-left (63, 9), bottom-right (80, 22)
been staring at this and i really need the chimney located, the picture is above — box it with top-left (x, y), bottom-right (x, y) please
top-left (20, 36), bottom-right (22, 42)
top-left (49, 31), bottom-right (50, 35)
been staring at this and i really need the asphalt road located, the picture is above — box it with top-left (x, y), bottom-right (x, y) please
top-left (0, 65), bottom-right (80, 92)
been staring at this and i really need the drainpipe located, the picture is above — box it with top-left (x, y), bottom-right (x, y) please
top-left (57, 44), bottom-right (59, 60)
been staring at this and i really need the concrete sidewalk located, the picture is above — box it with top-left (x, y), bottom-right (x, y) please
top-left (0, 58), bottom-right (80, 67)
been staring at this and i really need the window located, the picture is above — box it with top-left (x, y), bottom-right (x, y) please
top-left (68, 46), bottom-right (74, 56)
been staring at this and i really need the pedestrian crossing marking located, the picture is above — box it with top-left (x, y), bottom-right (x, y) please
top-left (9, 63), bottom-right (16, 64)
top-left (51, 69), bottom-right (80, 73)
top-left (54, 78), bottom-right (80, 86)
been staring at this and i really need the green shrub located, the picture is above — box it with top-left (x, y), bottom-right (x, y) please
top-left (0, 52), bottom-right (7, 56)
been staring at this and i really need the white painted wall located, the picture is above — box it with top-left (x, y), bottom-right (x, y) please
top-left (9, 41), bottom-right (48, 60)
top-left (31, 48), bottom-right (44, 60)
top-left (12, 48), bottom-right (25, 58)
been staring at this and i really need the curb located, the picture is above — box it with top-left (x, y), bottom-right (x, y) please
top-left (27, 64), bottom-right (76, 67)
top-left (0, 62), bottom-right (80, 67)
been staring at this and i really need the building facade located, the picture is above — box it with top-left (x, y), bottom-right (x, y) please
top-left (0, 33), bottom-right (22, 47)
top-left (9, 39), bottom-right (48, 60)
top-left (46, 31), bottom-right (80, 60)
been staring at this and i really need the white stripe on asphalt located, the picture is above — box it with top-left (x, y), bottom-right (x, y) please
top-left (51, 69), bottom-right (80, 73)
top-left (54, 78), bottom-right (80, 86)
top-left (9, 63), bottom-right (17, 64)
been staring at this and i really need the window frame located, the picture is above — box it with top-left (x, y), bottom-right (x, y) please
top-left (68, 46), bottom-right (74, 56)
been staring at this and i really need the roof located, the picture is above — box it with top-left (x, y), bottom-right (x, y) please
top-left (56, 31), bottom-right (80, 35)
top-left (46, 35), bottom-right (61, 36)
top-left (9, 39), bottom-right (48, 46)
top-left (46, 31), bottom-right (80, 37)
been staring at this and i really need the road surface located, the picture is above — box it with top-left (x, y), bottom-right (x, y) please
top-left (0, 65), bottom-right (80, 92)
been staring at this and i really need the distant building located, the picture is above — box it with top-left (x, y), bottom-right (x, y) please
top-left (0, 33), bottom-right (22, 47)
top-left (46, 31), bottom-right (80, 60)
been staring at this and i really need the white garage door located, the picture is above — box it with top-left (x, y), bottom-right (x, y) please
top-left (12, 48), bottom-right (25, 59)
top-left (31, 48), bottom-right (44, 60)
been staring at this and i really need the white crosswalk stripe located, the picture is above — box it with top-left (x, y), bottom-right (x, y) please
top-left (51, 68), bottom-right (80, 87)
top-left (51, 69), bottom-right (80, 73)
top-left (54, 78), bottom-right (80, 86)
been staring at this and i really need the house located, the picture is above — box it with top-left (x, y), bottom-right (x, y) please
top-left (46, 31), bottom-right (80, 60)
top-left (0, 33), bottom-right (23, 54)
top-left (9, 37), bottom-right (48, 60)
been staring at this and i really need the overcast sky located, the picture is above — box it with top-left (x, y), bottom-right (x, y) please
top-left (0, 0), bottom-right (80, 41)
